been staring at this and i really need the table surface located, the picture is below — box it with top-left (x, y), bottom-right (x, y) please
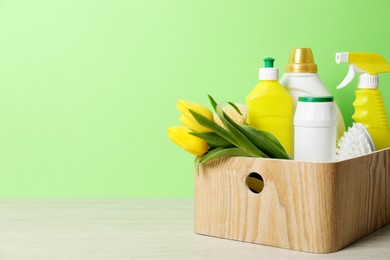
top-left (0, 199), bottom-right (389, 260)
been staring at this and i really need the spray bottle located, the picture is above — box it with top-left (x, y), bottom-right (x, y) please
top-left (335, 52), bottom-right (390, 150)
top-left (246, 57), bottom-right (293, 155)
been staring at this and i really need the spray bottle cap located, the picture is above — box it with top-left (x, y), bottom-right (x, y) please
top-left (335, 52), bottom-right (390, 89)
top-left (259, 57), bottom-right (278, 80)
top-left (358, 74), bottom-right (378, 89)
top-left (285, 48), bottom-right (317, 73)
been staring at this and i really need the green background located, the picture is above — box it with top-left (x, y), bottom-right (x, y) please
top-left (0, 0), bottom-right (389, 197)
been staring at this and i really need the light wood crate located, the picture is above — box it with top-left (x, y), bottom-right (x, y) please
top-left (194, 148), bottom-right (390, 253)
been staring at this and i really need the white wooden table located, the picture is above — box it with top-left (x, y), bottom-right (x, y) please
top-left (0, 199), bottom-right (389, 259)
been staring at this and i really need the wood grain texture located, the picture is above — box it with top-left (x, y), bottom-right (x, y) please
top-left (194, 148), bottom-right (390, 253)
top-left (387, 149), bottom-right (390, 224)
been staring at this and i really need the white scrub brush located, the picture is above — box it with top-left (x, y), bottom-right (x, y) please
top-left (335, 123), bottom-right (375, 161)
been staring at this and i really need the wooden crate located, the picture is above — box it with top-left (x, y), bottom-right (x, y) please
top-left (194, 148), bottom-right (390, 253)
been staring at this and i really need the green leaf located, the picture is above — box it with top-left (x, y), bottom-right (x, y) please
top-left (189, 110), bottom-right (239, 147)
top-left (192, 96), bottom-right (289, 163)
top-left (189, 132), bottom-right (233, 147)
top-left (227, 102), bottom-right (242, 116)
top-left (200, 147), bottom-right (253, 164)
top-left (241, 125), bottom-right (290, 159)
top-left (257, 130), bottom-right (290, 158)
top-left (208, 95), bottom-right (218, 111)
top-left (217, 102), bottom-right (289, 159)
top-left (194, 156), bottom-right (202, 175)
top-left (216, 103), bottom-right (268, 157)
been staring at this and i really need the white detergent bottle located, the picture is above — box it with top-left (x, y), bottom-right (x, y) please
top-left (280, 48), bottom-right (346, 139)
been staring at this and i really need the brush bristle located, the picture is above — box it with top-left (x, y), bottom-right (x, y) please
top-left (335, 123), bottom-right (374, 161)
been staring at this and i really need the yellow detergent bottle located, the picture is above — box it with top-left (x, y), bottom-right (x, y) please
top-left (335, 52), bottom-right (390, 150)
top-left (246, 57), bottom-right (293, 155)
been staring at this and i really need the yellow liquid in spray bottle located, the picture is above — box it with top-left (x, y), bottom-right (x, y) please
top-left (336, 52), bottom-right (390, 150)
top-left (353, 88), bottom-right (390, 149)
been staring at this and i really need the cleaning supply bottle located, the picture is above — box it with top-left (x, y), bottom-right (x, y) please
top-left (294, 96), bottom-right (337, 162)
top-left (335, 52), bottom-right (390, 150)
top-left (246, 57), bottom-right (293, 156)
top-left (280, 48), bottom-right (346, 139)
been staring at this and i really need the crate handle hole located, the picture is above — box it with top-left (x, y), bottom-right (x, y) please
top-left (245, 172), bottom-right (264, 194)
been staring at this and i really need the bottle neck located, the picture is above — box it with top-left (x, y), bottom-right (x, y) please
top-left (259, 68), bottom-right (278, 80)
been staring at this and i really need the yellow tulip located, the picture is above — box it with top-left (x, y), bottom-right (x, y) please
top-left (177, 100), bottom-right (213, 132)
top-left (179, 115), bottom-right (211, 133)
top-left (167, 126), bottom-right (208, 156)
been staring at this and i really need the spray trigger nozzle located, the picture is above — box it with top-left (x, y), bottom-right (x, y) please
top-left (336, 65), bottom-right (364, 89)
top-left (335, 52), bottom-right (390, 90)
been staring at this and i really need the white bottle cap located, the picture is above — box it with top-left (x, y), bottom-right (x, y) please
top-left (358, 73), bottom-right (378, 89)
top-left (259, 57), bottom-right (279, 80)
top-left (259, 68), bottom-right (278, 80)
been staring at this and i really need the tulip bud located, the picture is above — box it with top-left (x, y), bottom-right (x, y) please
top-left (167, 126), bottom-right (208, 156)
top-left (179, 115), bottom-right (211, 133)
top-left (177, 100), bottom-right (213, 132)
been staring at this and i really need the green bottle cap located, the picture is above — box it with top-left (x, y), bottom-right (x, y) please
top-left (264, 57), bottom-right (275, 68)
top-left (298, 96), bottom-right (334, 102)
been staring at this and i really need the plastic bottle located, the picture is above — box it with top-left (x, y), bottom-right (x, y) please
top-left (280, 48), bottom-right (346, 139)
top-left (246, 57), bottom-right (293, 156)
top-left (335, 52), bottom-right (390, 150)
top-left (294, 96), bottom-right (337, 162)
